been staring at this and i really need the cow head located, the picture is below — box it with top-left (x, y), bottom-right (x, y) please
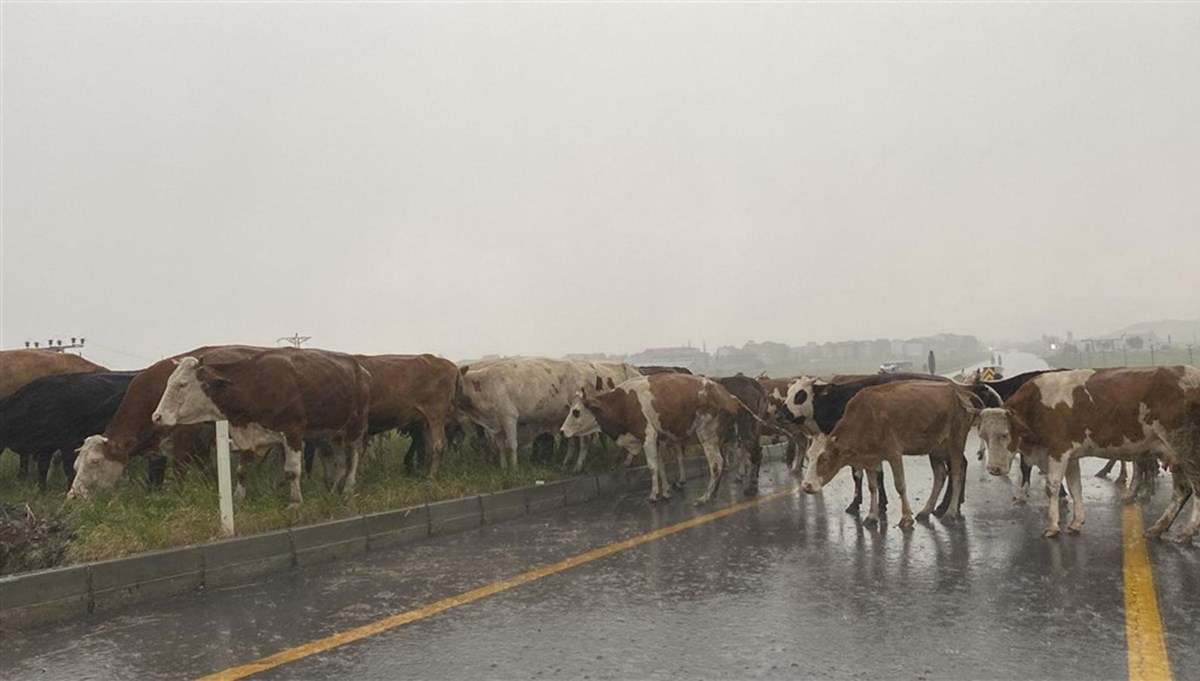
top-left (151, 357), bottom-right (227, 426)
top-left (979, 407), bottom-right (1032, 476)
top-left (778, 377), bottom-right (818, 425)
top-left (66, 435), bottom-right (125, 500)
top-left (560, 389), bottom-right (601, 438)
top-left (799, 434), bottom-right (845, 494)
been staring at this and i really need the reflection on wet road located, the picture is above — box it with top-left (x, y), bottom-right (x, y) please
top-left (2, 447), bottom-right (1196, 680)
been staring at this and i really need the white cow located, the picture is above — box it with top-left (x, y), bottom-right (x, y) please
top-left (457, 358), bottom-right (642, 470)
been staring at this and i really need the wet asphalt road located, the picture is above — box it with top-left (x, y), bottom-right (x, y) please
top-left (2, 444), bottom-right (1198, 681)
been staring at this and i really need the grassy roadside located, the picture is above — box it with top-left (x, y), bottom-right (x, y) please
top-left (0, 434), bottom-right (628, 570)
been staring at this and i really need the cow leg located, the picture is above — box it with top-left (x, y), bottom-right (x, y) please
top-left (424, 418), bottom-right (446, 478)
top-left (1171, 477), bottom-right (1200, 544)
top-left (235, 450), bottom-right (255, 502)
top-left (695, 435), bottom-right (725, 506)
top-left (918, 457), bottom-right (948, 521)
top-left (846, 468), bottom-right (864, 514)
top-left (876, 465), bottom-right (888, 510)
top-left (342, 439), bottom-right (363, 493)
top-left (941, 448), bottom-right (967, 520)
top-left (17, 451), bottom-right (31, 480)
top-left (674, 443), bottom-right (687, 489)
top-left (1043, 456), bottom-right (1069, 538)
top-left (303, 441), bottom-right (318, 476)
top-left (36, 450), bottom-right (53, 493)
top-left (62, 443), bottom-right (80, 489)
top-left (1146, 471), bottom-right (1191, 538)
top-left (743, 441), bottom-right (762, 498)
top-left (1096, 458), bottom-right (1118, 478)
top-left (147, 456), bottom-right (167, 489)
top-left (501, 418), bottom-right (519, 471)
top-left (562, 435), bottom-right (578, 470)
top-left (644, 434), bottom-right (665, 502)
top-left (1115, 460), bottom-right (1128, 487)
top-left (1065, 458), bottom-right (1085, 533)
top-left (1014, 456), bottom-right (1033, 504)
top-left (888, 457), bottom-right (914, 529)
top-left (284, 444), bottom-right (304, 508)
top-left (863, 468), bottom-right (881, 526)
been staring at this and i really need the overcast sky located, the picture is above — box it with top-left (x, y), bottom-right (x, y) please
top-left (3, 3), bottom-right (1198, 369)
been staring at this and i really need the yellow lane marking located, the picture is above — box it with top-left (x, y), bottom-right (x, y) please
top-left (1123, 505), bottom-right (1173, 681)
top-left (199, 488), bottom-right (795, 680)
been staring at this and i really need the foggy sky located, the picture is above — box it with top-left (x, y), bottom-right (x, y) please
top-left (3, 3), bottom-right (1198, 370)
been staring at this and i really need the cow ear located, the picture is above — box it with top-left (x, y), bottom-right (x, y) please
top-left (595, 376), bottom-right (604, 392)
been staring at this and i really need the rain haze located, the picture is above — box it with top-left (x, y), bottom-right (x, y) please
top-left (3, 3), bottom-right (1198, 369)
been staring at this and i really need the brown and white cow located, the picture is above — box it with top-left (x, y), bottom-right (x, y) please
top-left (150, 348), bottom-right (372, 507)
top-left (458, 358), bottom-right (642, 470)
top-left (68, 345), bottom-right (263, 500)
top-left (353, 354), bottom-right (461, 477)
top-left (978, 366), bottom-right (1200, 540)
top-left (757, 375), bottom-right (810, 474)
top-left (800, 381), bottom-right (979, 528)
top-left (560, 373), bottom-right (744, 505)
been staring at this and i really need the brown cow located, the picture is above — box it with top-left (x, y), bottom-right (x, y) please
top-left (150, 347), bottom-right (371, 507)
top-left (800, 381), bottom-right (978, 529)
top-left (757, 375), bottom-right (810, 473)
top-left (354, 354), bottom-right (461, 477)
top-left (0, 349), bottom-right (106, 399)
top-left (68, 345), bottom-right (263, 500)
top-left (559, 373), bottom-right (744, 505)
top-left (979, 366), bottom-right (1200, 540)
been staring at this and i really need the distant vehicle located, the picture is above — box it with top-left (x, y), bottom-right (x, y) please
top-left (878, 361), bottom-right (915, 374)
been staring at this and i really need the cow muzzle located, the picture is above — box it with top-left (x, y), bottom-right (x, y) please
top-left (986, 464), bottom-right (1005, 477)
top-left (801, 480), bottom-right (822, 495)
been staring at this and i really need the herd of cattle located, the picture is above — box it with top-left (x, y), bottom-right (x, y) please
top-left (2, 346), bottom-right (1199, 543)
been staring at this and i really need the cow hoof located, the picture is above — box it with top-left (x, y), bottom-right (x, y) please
top-left (1011, 496), bottom-right (1027, 505)
top-left (844, 502), bottom-right (861, 515)
top-left (287, 502), bottom-right (301, 510)
top-left (1094, 471), bottom-right (1109, 479)
top-left (743, 486), bottom-right (759, 499)
top-left (1043, 527), bottom-right (1060, 539)
top-left (1170, 534), bottom-right (1194, 545)
top-left (647, 495), bottom-right (660, 504)
top-left (672, 481), bottom-right (686, 491)
top-left (863, 515), bottom-right (879, 526)
top-left (898, 517), bottom-right (914, 530)
top-left (1145, 525), bottom-right (1166, 539)
top-left (915, 511), bottom-right (930, 522)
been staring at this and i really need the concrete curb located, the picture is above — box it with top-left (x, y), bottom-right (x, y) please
top-left (0, 463), bottom-right (670, 631)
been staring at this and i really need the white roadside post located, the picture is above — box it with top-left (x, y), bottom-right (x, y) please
top-left (215, 420), bottom-right (235, 537)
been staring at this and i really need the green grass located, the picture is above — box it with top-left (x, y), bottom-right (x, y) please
top-left (0, 434), bottom-right (630, 568)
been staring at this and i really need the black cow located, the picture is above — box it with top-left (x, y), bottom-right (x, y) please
top-left (777, 373), bottom-right (961, 515)
top-left (1, 371), bottom-right (139, 491)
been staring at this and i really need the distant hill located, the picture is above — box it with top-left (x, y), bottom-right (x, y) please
top-left (1108, 319), bottom-right (1200, 344)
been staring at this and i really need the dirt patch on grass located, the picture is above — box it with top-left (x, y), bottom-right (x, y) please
top-left (0, 503), bottom-right (74, 575)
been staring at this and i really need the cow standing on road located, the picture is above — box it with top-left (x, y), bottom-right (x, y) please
top-left (150, 348), bottom-right (371, 507)
top-left (560, 373), bottom-right (744, 505)
top-left (978, 366), bottom-right (1200, 540)
top-left (799, 381), bottom-right (979, 528)
top-left (778, 372), bottom-right (958, 515)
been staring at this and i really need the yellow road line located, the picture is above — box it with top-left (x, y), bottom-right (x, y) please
top-left (199, 488), bottom-right (795, 681)
top-left (1123, 505), bottom-right (1173, 681)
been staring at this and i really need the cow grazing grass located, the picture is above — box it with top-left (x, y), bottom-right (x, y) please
top-left (0, 433), bottom-right (630, 572)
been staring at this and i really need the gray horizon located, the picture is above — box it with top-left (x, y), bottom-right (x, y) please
top-left (3, 3), bottom-right (1198, 370)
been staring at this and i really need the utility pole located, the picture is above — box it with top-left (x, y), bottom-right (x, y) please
top-left (277, 333), bottom-right (311, 349)
top-left (25, 337), bottom-right (86, 353)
